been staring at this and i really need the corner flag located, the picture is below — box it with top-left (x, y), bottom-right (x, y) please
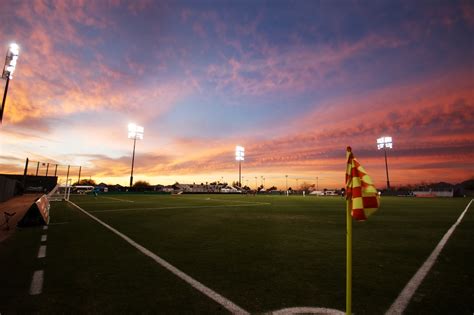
top-left (345, 146), bottom-right (380, 221)
top-left (345, 146), bottom-right (380, 315)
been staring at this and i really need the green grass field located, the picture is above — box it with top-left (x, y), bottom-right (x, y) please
top-left (1, 194), bottom-right (473, 314)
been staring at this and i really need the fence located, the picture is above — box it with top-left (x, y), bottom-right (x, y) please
top-left (0, 175), bottom-right (21, 202)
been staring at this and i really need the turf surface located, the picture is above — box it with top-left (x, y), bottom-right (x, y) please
top-left (0, 194), bottom-right (472, 314)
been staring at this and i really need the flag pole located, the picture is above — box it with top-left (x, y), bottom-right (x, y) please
top-left (346, 199), bottom-right (352, 315)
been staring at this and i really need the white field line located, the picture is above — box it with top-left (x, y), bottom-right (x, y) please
top-left (89, 203), bottom-right (270, 213)
top-left (41, 234), bottom-right (47, 242)
top-left (29, 270), bottom-right (44, 295)
top-left (37, 245), bottom-right (47, 258)
top-left (68, 200), bottom-right (250, 315)
top-left (181, 197), bottom-right (272, 205)
top-left (271, 307), bottom-right (345, 315)
top-left (101, 196), bottom-right (135, 203)
top-left (386, 198), bottom-right (474, 315)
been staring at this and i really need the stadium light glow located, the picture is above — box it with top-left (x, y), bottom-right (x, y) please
top-left (128, 123), bottom-right (144, 140)
top-left (1, 43), bottom-right (20, 124)
top-left (377, 136), bottom-right (392, 190)
top-left (235, 146), bottom-right (244, 187)
top-left (235, 145), bottom-right (245, 161)
top-left (128, 123), bottom-right (144, 187)
top-left (377, 136), bottom-right (392, 149)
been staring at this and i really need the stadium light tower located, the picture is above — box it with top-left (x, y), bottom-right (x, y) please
top-left (128, 123), bottom-right (144, 187)
top-left (235, 146), bottom-right (244, 187)
top-left (377, 136), bottom-right (392, 190)
top-left (1, 43), bottom-right (20, 124)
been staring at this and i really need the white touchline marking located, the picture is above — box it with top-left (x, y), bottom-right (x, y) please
top-left (37, 245), bottom-right (47, 258)
top-left (271, 307), bottom-right (345, 315)
top-left (386, 198), bottom-right (474, 315)
top-left (68, 201), bottom-right (249, 315)
top-left (182, 197), bottom-right (272, 205)
top-left (89, 203), bottom-right (270, 213)
top-left (41, 234), bottom-right (47, 242)
top-left (43, 225), bottom-right (48, 230)
top-left (29, 270), bottom-right (44, 295)
top-left (101, 196), bottom-right (135, 203)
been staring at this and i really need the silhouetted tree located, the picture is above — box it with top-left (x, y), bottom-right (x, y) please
top-left (73, 179), bottom-right (96, 186)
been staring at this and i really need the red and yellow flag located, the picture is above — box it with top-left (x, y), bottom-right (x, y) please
top-left (345, 146), bottom-right (379, 221)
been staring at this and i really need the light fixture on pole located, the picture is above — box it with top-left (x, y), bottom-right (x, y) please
top-left (235, 146), bottom-right (244, 187)
top-left (128, 123), bottom-right (144, 187)
top-left (1, 43), bottom-right (20, 124)
top-left (377, 136), bottom-right (392, 190)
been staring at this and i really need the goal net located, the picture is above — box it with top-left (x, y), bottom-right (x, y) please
top-left (47, 180), bottom-right (72, 202)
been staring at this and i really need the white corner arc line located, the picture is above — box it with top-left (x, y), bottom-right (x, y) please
top-left (271, 307), bottom-right (345, 315)
top-left (37, 245), bottom-right (47, 258)
top-left (68, 200), bottom-right (249, 315)
top-left (385, 198), bottom-right (474, 315)
top-left (29, 270), bottom-right (44, 295)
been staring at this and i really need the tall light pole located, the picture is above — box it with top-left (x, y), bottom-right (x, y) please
top-left (235, 146), bottom-right (245, 187)
top-left (128, 123), bottom-right (144, 187)
top-left (377, 136), bottom-right (392, 190)
top-left (285, 175), bottom-right (288, 191)
top-left (1, 43), bottom-right (20, 124)
top-left (255, 176), bottom-right (257, 190)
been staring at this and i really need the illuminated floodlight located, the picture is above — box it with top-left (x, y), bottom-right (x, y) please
top-left (377, 136), bottom-right (392, 190)
top-left (2, 43), bottom-right (20, 80)
top-left (235, 145), bottom-right (245, 161)
top-left (377, 136), bottom-right (392, 150)
top-left (128, 123), bottom-right (144, 140)
top-left (128, 123), bottom-right (144, 187)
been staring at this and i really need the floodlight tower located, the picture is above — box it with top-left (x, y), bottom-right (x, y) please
top-left (285, 175), bottom-right (288, 191)
top-left (1, 43), bottom-right (20, 124)
top-left (128, 123), bottom-right (144, 187)
top-left (235, 146), bottom-right (245, 187)
top-left (377, 136), bottom-right (392, 190)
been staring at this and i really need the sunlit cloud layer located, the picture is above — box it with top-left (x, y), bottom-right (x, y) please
top-left (0, 0), bottom-right (473, 188)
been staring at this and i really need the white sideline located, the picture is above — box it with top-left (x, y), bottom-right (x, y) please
top-left (88, 203), bottom-right (270, 213)
top-left (101, 196), bottom-right (135, 203)
top-left (386, 198), bottom-right (473, 315)
top-left (29, 270), bottom-right (44, 295)
top-left (68, 200), bottom-right (250, 315)
top-left (37, 245), bottom-right (47, 258)
top-left (271, 307), bottom-right (345, 315)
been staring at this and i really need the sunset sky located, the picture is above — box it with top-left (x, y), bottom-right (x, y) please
top-left (0, 0), bottom-right (473, 189)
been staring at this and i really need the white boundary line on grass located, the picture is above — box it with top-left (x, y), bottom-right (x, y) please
top-left (88, 203), bottom-right (270, 213)
top-left (385, 198), bottom-right (474, 315)
top-left (181, 196), bottom-right (272, 205)
top-left (68, 200), bottom-right (250, 315)
top-left (101, 196), bottom-right (135, 203)
top-left (271, 307), bottom-right (344, 315)
top-left (29, 270), bottom-right (44, 295)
